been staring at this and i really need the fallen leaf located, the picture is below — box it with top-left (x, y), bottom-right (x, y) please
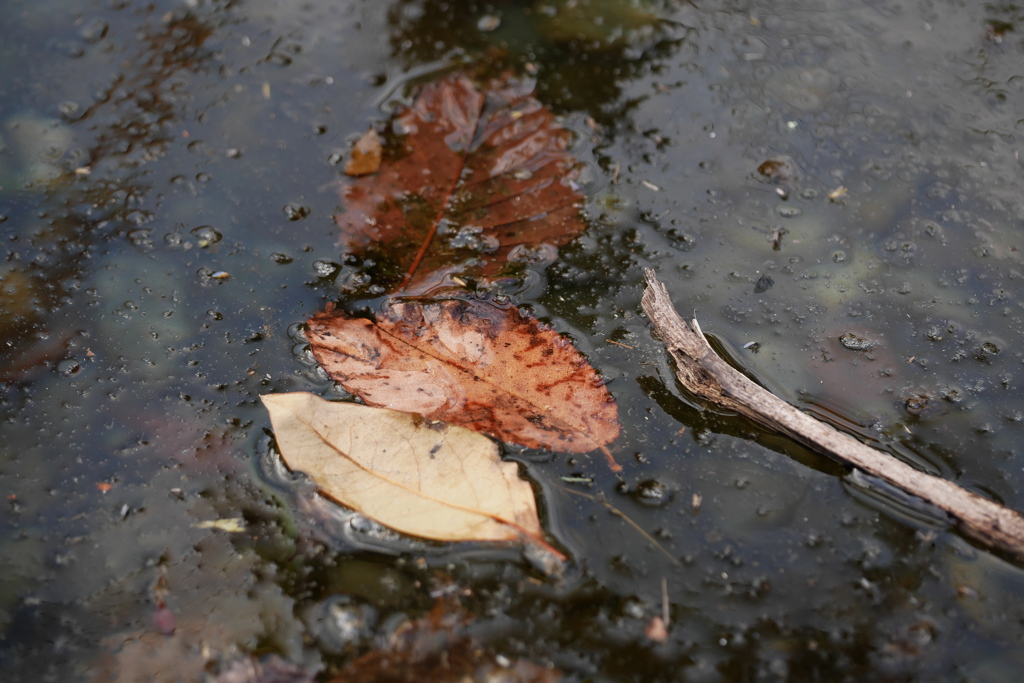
top-left (344, 128), bottom-right (382, 176)
top-left (96, 482), bottom-right (112, 493)
top-left (260, 392), bottom-right (549, 548)
top-left (331, 593), bottom-right (560, 683)
top-left (306, 297), bottom-right (620, 454)
top-left (336, 72), bottom-right (585, 294)
top-left (192, 518), bottom-right (246, 532)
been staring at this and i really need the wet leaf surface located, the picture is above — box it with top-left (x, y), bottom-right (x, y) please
top-left (331, 594), bottom-right (560, 683)
top-left (336, 72), bottom-right (585, 294)
top-left (261, 392), bottom-right (547, 547)
top-left (306, 298), bottom-right (620, 453)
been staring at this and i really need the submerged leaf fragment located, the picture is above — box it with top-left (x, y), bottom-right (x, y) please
top-left (332, 594), bottom-right (560, 682)
top-left (335, 72), bottom-right (585, 293)
top-left (306, 298), bottom-right (620, 453)
top-left (261, 393), bottom-right (547, 546)
top-left (344, 128), bottom-right (382, 177)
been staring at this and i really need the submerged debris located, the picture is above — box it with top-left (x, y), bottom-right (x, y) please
top-left (344, 128), bottom-right (382, 177)
top-left (839, 332), bottom-right (877, 352)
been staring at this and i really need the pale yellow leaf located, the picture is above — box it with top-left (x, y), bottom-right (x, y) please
top-left (260, 392), bottom-right (544, 545)
top-left (192, 518), bottom-right (246, 532)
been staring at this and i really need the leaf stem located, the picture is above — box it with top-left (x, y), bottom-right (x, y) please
top-left (600, 445), bottom-right (622, 472)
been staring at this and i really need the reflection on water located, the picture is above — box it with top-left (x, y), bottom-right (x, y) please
top-left (2, 0), bottom-right (1024, 679)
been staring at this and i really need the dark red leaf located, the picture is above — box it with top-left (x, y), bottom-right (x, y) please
top-left (336, 73), bottom-right (585, 294)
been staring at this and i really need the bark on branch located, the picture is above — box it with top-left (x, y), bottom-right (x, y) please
top-left (641, 268), bottom-right (1024, 560)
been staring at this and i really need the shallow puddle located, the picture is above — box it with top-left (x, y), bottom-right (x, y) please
top-left (3, 0), bottom-right (1024, 680)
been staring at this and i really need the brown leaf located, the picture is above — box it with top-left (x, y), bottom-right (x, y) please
top-left (336, 72), bottom-right (585, 294)
top-left (332, 595), bottom-right (560, 683)
top-left (344, 128), bottom-right (382, 177)
top-left (306, 298), bottom-right (620, 454)
top-left (260, 393), bottom-right (550, 548)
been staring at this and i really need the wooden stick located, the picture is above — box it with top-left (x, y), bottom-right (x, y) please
top-left (641, 268), bottom-right (1024, 560)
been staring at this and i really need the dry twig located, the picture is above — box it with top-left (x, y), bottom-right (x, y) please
top-left (641, 268), bottom-right (1024, 560)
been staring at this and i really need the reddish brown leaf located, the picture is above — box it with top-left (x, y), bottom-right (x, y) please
top-left (336, 72), bottom-right (585, 294)
top-left (306, 298), bottom-right (620, 454)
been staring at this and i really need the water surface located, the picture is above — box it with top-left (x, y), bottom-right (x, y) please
top-left (3, 0), bottom-right (1024, 680)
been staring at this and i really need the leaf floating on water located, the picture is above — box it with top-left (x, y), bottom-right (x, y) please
top-left (260, 392), bottom-right (549, 547)
top-left (306, 298), bottom-right (620, 454)
top-left (335, 72), bottom-right (586, 294)
top-left (344, 128), bottom-right (382, 177)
